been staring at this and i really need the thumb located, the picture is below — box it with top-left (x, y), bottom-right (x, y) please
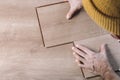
top-left (66, 7), bottom-right (76, 20)
top-left (100, 44), bottom-right (107, 54)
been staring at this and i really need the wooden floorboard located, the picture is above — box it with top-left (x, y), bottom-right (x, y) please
top-left (74, 34), bottom-right (120, 78)
top-left (0, 0), bottom-right (118, 80)
top-left (37, 2), bottom-right (107, 47)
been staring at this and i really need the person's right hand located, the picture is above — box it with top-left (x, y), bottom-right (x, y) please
top-left (72, 44), bottom-right (113, 77)
top-left (65, 0), bottom-right (82, 20)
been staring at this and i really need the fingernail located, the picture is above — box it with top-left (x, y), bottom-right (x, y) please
top-left (66, 16), bottom-right (70, 20)
top-left (72, 47), bottom-right (75, 50)
top-left (76, 45), bottom-right (79, 47)
top-left (66, 15), bottom-right (70, 20)
top-left (73, 52), bottom-right (75, 55)
top-left (75, 59), bottom-right (78, 62)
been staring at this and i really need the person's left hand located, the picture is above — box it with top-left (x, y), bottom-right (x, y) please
top-left (64, 0), bottom-right (82, 19)
top-left (72, 44), bottom-right (113, 76)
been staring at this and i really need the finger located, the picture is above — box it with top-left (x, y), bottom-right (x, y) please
top-left (100, 44), bottom-right (107, 54)
top-left (76, 45), bottom-right (93, 55)
top-left (72, 47), bottom-right (86, 58)
top-left (66, 8), bottom-right (76, 20)
top-left (73, 52), bottom-right (86, 63)
top-left (75, 59), bottom-right (85, 68)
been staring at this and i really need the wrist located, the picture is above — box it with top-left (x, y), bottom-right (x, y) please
top-left (102, 68), bottom-right (115, 80)
top-left (99, 66), bottom-right (113, 77)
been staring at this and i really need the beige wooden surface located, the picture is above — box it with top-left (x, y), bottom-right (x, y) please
top-left (0, 0), bottom-right (62, 8)
top-left (0, 0), bottom-right (85, 80)
top-left (37, 2), bottom-right (107, 47)
top-left (0, 0), bottom-right (118, 80)
top-left (0, 0), bottom-right (63, 48)
top-left (87, 76), bottom-right (103, 80)
top-left (74, 34), bottom-right (120, 78)
top-left (0, 42), bottom-right (84, 80)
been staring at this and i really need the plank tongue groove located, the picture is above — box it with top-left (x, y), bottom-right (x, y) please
top-left (37, 2), bottom-right (107, 47)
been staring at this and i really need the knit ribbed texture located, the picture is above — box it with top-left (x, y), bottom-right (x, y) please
top-left (83, 0), bottom-right (120, 35)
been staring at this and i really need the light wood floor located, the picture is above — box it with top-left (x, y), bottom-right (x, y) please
top-left (0, 0), bottom-right (119, 80)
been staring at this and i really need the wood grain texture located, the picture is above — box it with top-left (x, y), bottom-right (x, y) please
top-left (37, 2), bottom-right (107, 47)
top-left (74, 34), bottom-right (120, 78)
top-left (0, 0), bottom-right (63, 47)
top-left (0, 42), bottom-right (84, 80)
top-left (0, 0), bottom-right (62, 8)
top-left (0, 0), bottom-right (113, 80)
top-left (0, 0), bottom-right (84, 80)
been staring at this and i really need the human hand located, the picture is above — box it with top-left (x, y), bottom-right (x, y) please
top-left (65, 0), bottom-right (82, 19)
top-left (72, 44), bottom-right (113, 76)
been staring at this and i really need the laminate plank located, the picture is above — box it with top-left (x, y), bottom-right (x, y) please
top-left (0, 1), bottom-right (84, 80)
top-left (0, 43), bottom-right (84, 80)
top-left (0, 0), bottom-right (62, 8)
top-left (0, 0), bottom-right (63, 47)
top-left (74, 34), bottom-right (120, 78)
top-left (37, 2), bottom-right (107, 47)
